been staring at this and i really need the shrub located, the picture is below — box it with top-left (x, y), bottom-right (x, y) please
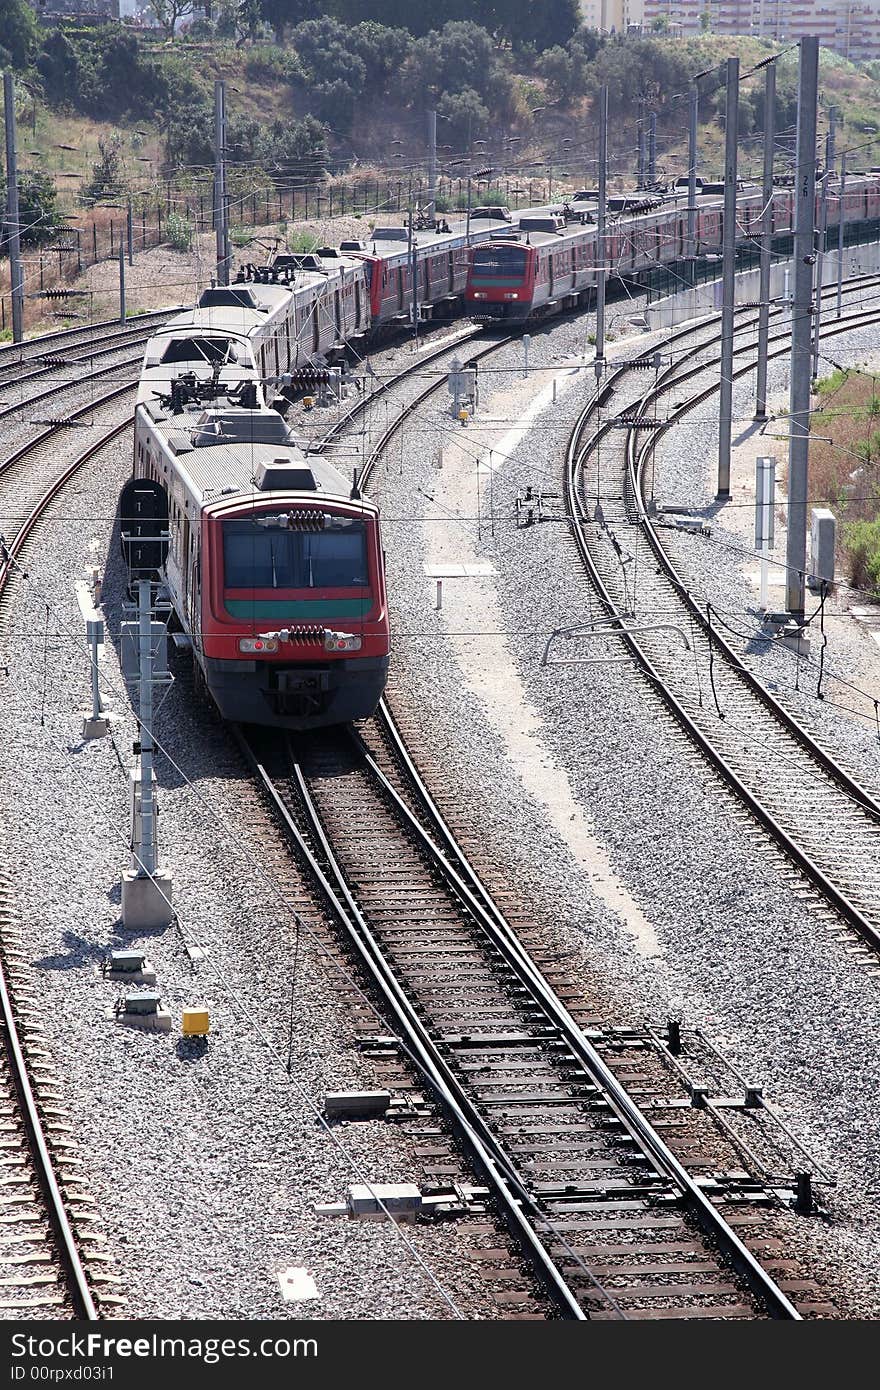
top-left (845, 518), bottom-right (880, 592)
top-left (165, 211), bottom-right (194, 252)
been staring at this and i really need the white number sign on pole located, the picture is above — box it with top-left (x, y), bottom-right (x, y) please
top-left (755, 455), bottom-right (776, 611)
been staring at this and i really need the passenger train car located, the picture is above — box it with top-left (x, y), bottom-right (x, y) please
top-left (466, 177), bottom-right (880, 321)
top-left (125, 388), bottom-right (390, 729)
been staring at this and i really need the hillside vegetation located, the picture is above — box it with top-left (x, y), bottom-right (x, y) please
top-left (2, 0), bottom-right (880, 243)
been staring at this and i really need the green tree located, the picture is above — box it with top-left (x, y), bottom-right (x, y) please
top-left (36, 30), bottom-right (81, 106)
top-left (0, 0), bottom-right (39, 70)
top-left (0, 166), bottom-right (60, 246)
top-left (257, 0), bottom-right (320, 43)
top-left (84, 133), bottom-right (127, 205)
top-left (436, 86), bottom-right (489, 147)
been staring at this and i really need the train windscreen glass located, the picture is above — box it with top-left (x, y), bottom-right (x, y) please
top-left (471, 244), bottom-right (528, 286)
top-left (223, 518), bottom-right (368, 590)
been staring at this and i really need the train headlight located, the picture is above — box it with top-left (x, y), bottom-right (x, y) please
top-left (239, 636), bottom-right (279, 653)
top-left (472, 291), bottom-right (487, 299)
top-left (324, 631), bottom-right (362, 653)
top-left (503, 292), bottom-right (519, 300)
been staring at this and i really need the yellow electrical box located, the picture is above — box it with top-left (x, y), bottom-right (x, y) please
top-left (303, 396), bottom-right (315, 410)
top-left (182, 1007), bottom-right (210, 1037)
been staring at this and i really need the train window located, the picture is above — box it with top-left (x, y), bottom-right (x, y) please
top-left (470, 244), bottom-right (528, 283)
top-left (223, 518), bottom-right (368, 591)
top-left (161, 336), bottom-right (241, 366)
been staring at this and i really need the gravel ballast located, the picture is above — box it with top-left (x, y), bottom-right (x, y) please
top-left (2, 293), bottom-right (880, 1319)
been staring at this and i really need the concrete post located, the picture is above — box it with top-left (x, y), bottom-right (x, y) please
top-left (717, 56), bottom-right (739, 499)
top-left (3, 72), bottom-right (24, 344)
top-left (836, 151), bottom-right (846, 318)
top-left (214, 79), bottom-right (230, 286)
top-left (786, 35), bottom-right (819, 621)
top-left (595, 85), bottom-right (608, 377)
top-left (755, 60), bottom-right (775, 421)
top-left (426, 109), bottom-right (437, 227)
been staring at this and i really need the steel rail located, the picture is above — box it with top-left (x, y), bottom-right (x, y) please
top-left (0, 307), bottom-right (181, 366)
top-left (567, 319), bottom-right (880, 953)
top-left (234, 728), bottom-right (590, 1321)
top-left (0, 410), bottom-right (135, 1321)
top-left (354, 716), bottom-right (802, 1319)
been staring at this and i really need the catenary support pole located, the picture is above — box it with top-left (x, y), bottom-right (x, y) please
top-left (717, 56), bottom-right (739, 498)
top-left (755, 59), bottom-right (776, 421)
top-left (214, 79), bottom-right (230, 285)
top-left (786, 35), bottom-right (819, 621)
top-left (126, 197), bottom-right (133, 267)
top-left (687, 80), bottom-right (699, 285)
top-left (595, 85), bottom-right (608, 378)
top-left (812, 107), bottom-right (835, 379)
top-left (137, 577), bottom-right (155, 879)
top-left (637, 97), bottom-right (645, 190)
top-left (426, 109), bottom-right (437, 227)
top-left (118, 241), bottom-right (125, 323)
top-left (836, 150), bottom-right (847, 317)
top-left (648, 111), bottom-right (657, 184)
top-left (3, 72), bottom-right (24, 344)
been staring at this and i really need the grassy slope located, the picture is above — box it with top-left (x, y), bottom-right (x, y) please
top-left (18, 34), bottom-right (880, 221)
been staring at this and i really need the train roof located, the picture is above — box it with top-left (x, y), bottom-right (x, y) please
top-left (144, 405), bottom-right (364, 509)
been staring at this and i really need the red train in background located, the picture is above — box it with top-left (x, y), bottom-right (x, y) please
top-left (465, 177), bottom-right (880, 321)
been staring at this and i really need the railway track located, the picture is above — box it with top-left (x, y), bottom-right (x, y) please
top-left (225, 311), bottom-right (854, 1319)
top-left (234, 713), bottom-right (825, 1319)
top-left (0, 402), bottom-right (135, 1319)
top-left (565, 296), bottom-right (880, 963)
top-left (0, 282), bottom-right (868, 1321)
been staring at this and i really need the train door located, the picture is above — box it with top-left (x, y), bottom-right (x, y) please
top-left (548, 253), bottom-right (554, 295)
top-left (310, 299), bottom-right (319, 353)
top-left (354, 280), bottom-right (362, 329)
top-left (334, 288), bottom-right (342, 337)
top-left (448, 250), bottom-right (455, 292)
top-left (397, 266), bottom-right (404, 311)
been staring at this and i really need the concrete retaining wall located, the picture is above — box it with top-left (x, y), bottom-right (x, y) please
top-left (644, 239), bottom-right (880, 331)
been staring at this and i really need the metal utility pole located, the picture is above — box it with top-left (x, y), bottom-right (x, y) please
top-left (3, 72), bottom-right (24, 345)
top-left (595, 85), bottom-right (608, 377)
top-left (466, 174), bottom-right (472, 242)
top-left (648, 111), bottom-right (657, 184)
top-left (214, 79), bottom-right (230, 286)
top-left (786, 35), bottom-right (819, 621)
top-left (717, 56), bottom-right (739, 499)
top-left (126, 197), bottom-right (134, 267)
top-left (637, 97), bottom-right (645, 190)
top-left (812, 106), bottom-right (835, 380)
top-left (686, 80), bottom-right (699, 283)
top-left (118, 241), bottom-right (126, 324)
top-left (136, 578), bottom-right (156, 880)
top-left (836, 150), bottom-right (847, 317)
top-left (426, 109), bottom-right (437, 227)
top-left (408, 204), bottom-right (419, 350)
top-left (755, 59), bottom-right (776, 421)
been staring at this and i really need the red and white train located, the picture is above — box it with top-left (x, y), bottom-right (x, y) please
top-left (465, 178), bottom-right (880, 320)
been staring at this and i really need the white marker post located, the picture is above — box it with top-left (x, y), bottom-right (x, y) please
top-left (755, 455), bottom-right (776, 612)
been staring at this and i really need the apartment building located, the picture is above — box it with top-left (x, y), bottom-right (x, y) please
top-left (629, 0), bottom-right (880, 60)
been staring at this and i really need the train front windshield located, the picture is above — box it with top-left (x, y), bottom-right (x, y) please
top-left (223, 518), bottom-right (368, 591)
top-left (470, 244), bottom-right (529, 287)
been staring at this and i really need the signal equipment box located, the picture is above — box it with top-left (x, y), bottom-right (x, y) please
top-left (809, 508), bottom-right (836, 589)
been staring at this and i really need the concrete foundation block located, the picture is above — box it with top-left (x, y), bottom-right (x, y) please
top-left (108, 1006), bottom-right (173, 1033)
top-left (348, 1183), bottom-right (421, 1221)
top-left (82, 713), bottom-right (111, 739)
top-left (121, 868), bottom-right (173, 930)
top-left (324, 1091), bottom-right (391, 1120)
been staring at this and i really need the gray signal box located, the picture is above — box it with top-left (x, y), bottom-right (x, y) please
top-left (808, 508), bottom-right (836, 589)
